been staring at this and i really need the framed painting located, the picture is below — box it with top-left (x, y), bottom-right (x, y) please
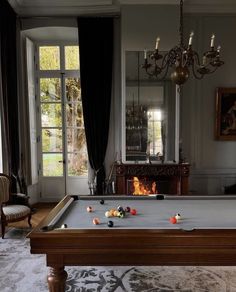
top-left (215, 87), bottom-right (236, 140)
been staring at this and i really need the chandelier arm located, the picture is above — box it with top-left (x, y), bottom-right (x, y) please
top-left (191, 51), bottom-right (202, 67)
top-left (191, 64), bottom-right (204, 80)
top-left (206, 65), bottom-right (219, 74)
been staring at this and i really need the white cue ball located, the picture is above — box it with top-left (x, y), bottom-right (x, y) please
top-left (105, 211), bottom-right (111, 218)
top-left (175, 213), bottom-right (181, 221)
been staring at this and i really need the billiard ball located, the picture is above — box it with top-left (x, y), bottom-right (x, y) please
top-left (131, 209), bottom-right (137, 215)
top-left (100, 199), bottom-right (104, 205)
top-left (118, 211), bottom-right (125, 218)
top-left (113, 210), bottom-right (119, 217)
top-left (175, 213), bottom-right (181, 221)
top-left (87, 206), bottom-right (93, 212)
top-left (61, 224), bottom-right (67, 229)
top-left (93, 218), bottom-right (100, 225)
top-left (169, 216), bottom-right (177, 224)
top-left (105, 211), bottom-right (111, 218)
top-left (117, 206), bottom-right (124, 212)
top-left (107, 220), bottom-right (114, 227)
top-left (125, 206), bottom-right (131, 213)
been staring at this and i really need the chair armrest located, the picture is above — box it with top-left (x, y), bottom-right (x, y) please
top-left (10, 193), bottom-right (30, 206)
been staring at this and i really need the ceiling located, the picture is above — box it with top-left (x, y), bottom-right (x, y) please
top-left (8, 0), bottom-right (236, 16)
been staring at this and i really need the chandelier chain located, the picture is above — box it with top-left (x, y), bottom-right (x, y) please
top-left (179, 0), bottom-right (184, 47)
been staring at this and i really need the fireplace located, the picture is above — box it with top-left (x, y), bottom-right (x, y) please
top-left (115, 163), bottom-right (190, 195)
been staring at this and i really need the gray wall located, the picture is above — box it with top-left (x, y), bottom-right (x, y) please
top-left (182, 14), bottom-right (236, 194)
top-left (119, 5), bottom-right (236, 194)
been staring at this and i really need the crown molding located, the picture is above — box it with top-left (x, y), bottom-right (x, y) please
top-left (8, 0), bottom-right (236, 16)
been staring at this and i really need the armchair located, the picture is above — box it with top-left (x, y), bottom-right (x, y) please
top-left (0, 173), bottom-right (32, 239)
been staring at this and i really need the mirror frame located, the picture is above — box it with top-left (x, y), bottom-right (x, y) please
top-left (121, 50), bottom-right (180, 164)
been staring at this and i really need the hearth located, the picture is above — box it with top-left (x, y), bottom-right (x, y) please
top-left (115, 163), bottom-right (190, 195)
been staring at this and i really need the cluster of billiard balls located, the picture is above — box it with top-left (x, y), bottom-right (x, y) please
top-left (87, 200), bottom-right (137, 228)
top-left (105, 205), bottom-right (137, 219)
top-left (169, 213), bottom-right (181, 224)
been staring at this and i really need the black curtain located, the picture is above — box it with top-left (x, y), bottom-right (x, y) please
top-left (78, 18), bottom-right (113, 194)
top-left (0, 0), bottom-right (20, 192)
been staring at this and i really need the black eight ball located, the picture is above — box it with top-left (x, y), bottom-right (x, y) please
top-left (100, 199), bottom-right (104, 205)
top-left (107, 220), bottom-right (114, 227)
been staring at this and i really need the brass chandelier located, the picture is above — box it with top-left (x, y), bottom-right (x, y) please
top-left (142, 0), bottom-right (224, 85)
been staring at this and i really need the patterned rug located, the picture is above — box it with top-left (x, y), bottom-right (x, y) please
top-left (1, 228), bottom-right (236, 292)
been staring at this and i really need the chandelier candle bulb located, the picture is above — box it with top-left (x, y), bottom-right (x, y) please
top-left (155, 37), bottom-right (160, 50)
top-left (217, 45), bottom-right (221, 53)
top-left (188, 31), bottom-right (194, 46)
top-left (210, 34), bottom-right (215, 47)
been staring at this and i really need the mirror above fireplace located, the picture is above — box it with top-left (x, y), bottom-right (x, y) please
top-left (122, 51), bottom-right (180, 163)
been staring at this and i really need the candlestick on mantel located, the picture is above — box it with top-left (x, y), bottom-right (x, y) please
top-left (210, 34), bottom-right (215, 47)
top-left (188, 31), bottom-right (194, 46)
top-left (155, 37), bottom-right (160, 50)
top-left (144, 49), bottom-right (147, 59)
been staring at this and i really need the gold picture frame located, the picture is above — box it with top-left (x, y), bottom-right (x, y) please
top-left (216, 87), bottom-right (236, 140)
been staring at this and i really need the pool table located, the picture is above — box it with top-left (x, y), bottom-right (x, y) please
top-left (28, 195), bottom-right (236, 292)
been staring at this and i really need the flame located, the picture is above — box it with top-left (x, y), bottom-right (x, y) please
top-left (132, 176), bottom-right (158, 195)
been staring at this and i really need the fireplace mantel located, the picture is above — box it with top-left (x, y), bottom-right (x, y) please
top-left (115, 163), bottom-right (190, 195)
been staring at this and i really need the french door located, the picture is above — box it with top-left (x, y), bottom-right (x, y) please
top-left (36, 44), bottom-right (88, 200)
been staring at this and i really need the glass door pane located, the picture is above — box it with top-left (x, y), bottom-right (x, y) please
top-left (40, 77), bottom-right (63, 176)
top-left (65, 77), bottom-right (88, 176)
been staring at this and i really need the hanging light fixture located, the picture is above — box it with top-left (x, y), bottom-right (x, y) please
top-left (142, 0), bottom-right (224, 85)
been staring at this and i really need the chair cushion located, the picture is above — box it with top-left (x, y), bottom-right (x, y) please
top-left (3, 205), bottom-right (31, 221)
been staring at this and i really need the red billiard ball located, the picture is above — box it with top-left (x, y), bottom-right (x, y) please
top-left (131, 209), bottom-right (137, 215)
top-left (169, 216), bottom-right (177, 224)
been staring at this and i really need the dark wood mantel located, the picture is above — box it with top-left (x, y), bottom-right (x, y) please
top-left (115, 163), bottom-right (190, 195)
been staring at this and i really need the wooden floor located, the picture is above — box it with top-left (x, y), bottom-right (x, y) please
top-left (8, 203), bottom-right (57, 229)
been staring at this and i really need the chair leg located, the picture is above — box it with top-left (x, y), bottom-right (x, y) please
top-left (1, 219), bottom-right (5, 239)
top-left (28, 213), bottom-right (32, 227)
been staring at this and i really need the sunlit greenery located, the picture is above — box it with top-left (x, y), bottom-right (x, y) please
top-left (65, 46), bottom-right (80, 70)
top-left (39, 45), bottom-right (88, 177)
top-left (39, 46), bottom-right (60, 70)
top-left (43, 154), bottom-right (63, 176)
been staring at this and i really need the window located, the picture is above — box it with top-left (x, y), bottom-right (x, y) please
top-left (147, 108), bottom-right (163, 156)
top-left (37, 44), bottom-right (87, 177)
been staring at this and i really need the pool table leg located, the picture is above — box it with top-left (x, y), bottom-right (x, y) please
top-left (47, 266), bottom-right (68, 292)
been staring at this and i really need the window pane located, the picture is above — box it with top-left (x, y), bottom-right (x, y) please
top-left (42, 129), bottom-right (62, 152)
top-left (66, 104), bottom-right (84, 127)
top-left (68, 153), bottom-right (88, 176)
top-left (66, 78), bottom-right (83, 127)
top-left (65, 46), bottom-right (79, 70)
top-left (43, 153), bottom-right (63, 176)
top-left (40, 78), bottom-right (61, 102)
top-left (66, 78), bottom-right (81, 103)
top-left (67, 128), bottom-right (86, 152)
top-left (41, 104), bottom-right (62, 127)
top-left (39, 46), bottom-right (60, 70)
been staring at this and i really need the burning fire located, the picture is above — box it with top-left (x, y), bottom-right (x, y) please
top-left (132, 176), bottom-right (158, 195)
